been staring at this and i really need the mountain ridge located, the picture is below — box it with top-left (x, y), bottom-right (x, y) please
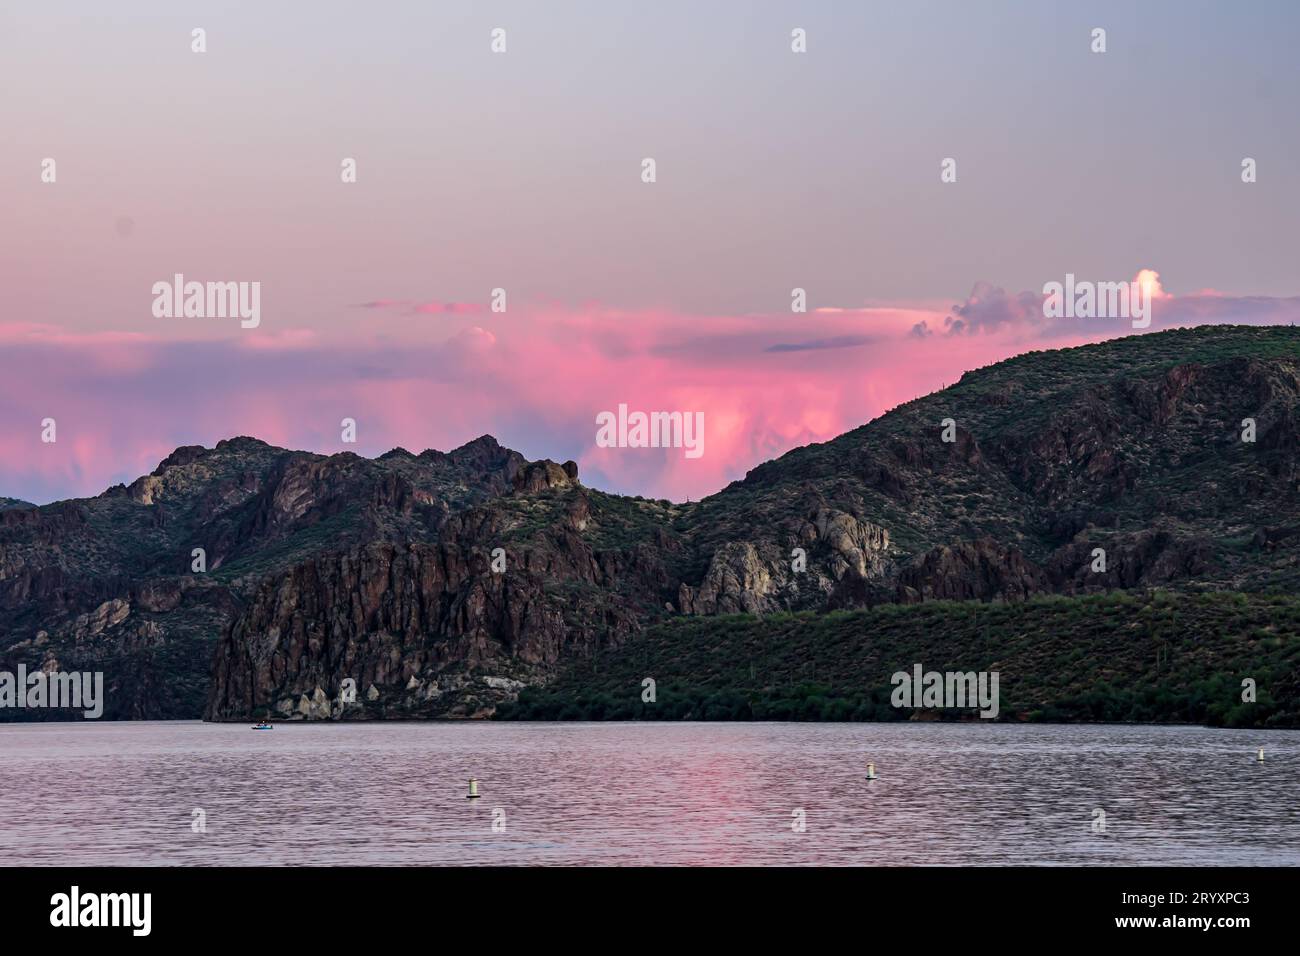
top-left (3, 324), bottom-right (1298, 721)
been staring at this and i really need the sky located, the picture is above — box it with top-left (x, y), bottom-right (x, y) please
top-left (2, 0), bottom-right (1299, 504)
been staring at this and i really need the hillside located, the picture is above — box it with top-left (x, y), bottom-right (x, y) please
top-left (499, 591), bottom-right (1300, 727)
top-left (683, 324), bottom-right (1300, 610)
top-left (2, 325), bottom-right (1298, 722)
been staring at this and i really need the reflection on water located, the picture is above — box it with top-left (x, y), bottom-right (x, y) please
top-left (0, 721), bottom-right (1295, 865)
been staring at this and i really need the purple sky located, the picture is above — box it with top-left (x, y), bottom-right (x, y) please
top-left (3, 1), bottom-right (1299, 503)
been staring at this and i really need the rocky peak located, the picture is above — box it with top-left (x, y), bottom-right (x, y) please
top-left (152, 445), bottom-right (209, 475)
top-left (447, 434), bottom-right (513, 467)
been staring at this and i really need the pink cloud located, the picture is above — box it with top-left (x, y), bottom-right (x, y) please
top-left (4, 284), bottom-right (1299, 505)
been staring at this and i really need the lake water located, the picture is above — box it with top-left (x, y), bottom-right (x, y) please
top-left (0, 721), bottom-right (1295, 866)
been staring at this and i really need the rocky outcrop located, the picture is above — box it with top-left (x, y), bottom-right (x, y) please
top-left (678, 507), bottom-right (892, 615)
top-left (679, 542), bottom-right (777, 615)
top-left (513, 459), bottom-right (579, 494)
top-left (896, 539), bottom-right (1048, 603)
top-left (1046, 531), bottom-right (1212, 591)
top-left (809, 508), bottom-right (889, 580)
top-left (69, 598), bottom-right (131, 641)
top-left (128, 475), bottom-right (164, 505)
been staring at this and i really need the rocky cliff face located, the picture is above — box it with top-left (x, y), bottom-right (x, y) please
top-left (206, 497), bottom-right (650, 719)
top-left (677, 508), bottom-right (891, 615)
top-left (5, 326), bottom-right (1300, 720)
top-left (0, 435), bottom-right (547, 719)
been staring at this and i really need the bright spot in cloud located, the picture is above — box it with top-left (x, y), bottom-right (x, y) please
top-left (1136, 269), bottom-right (1167, 299)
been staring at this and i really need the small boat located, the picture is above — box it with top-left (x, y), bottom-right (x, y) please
top-left (252, 722), bottom-right (273, 731)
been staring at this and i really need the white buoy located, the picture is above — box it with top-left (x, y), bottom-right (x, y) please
top-left (866, 762), bottom-right (877, 781)
top-left (467, 777), bottom-right (481, 799)
top-left (1258, 748), bottom-right (1264, 763)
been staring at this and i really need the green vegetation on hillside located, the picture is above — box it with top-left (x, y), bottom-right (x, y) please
top-left (498, 590), bottom-right (1300, 728)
